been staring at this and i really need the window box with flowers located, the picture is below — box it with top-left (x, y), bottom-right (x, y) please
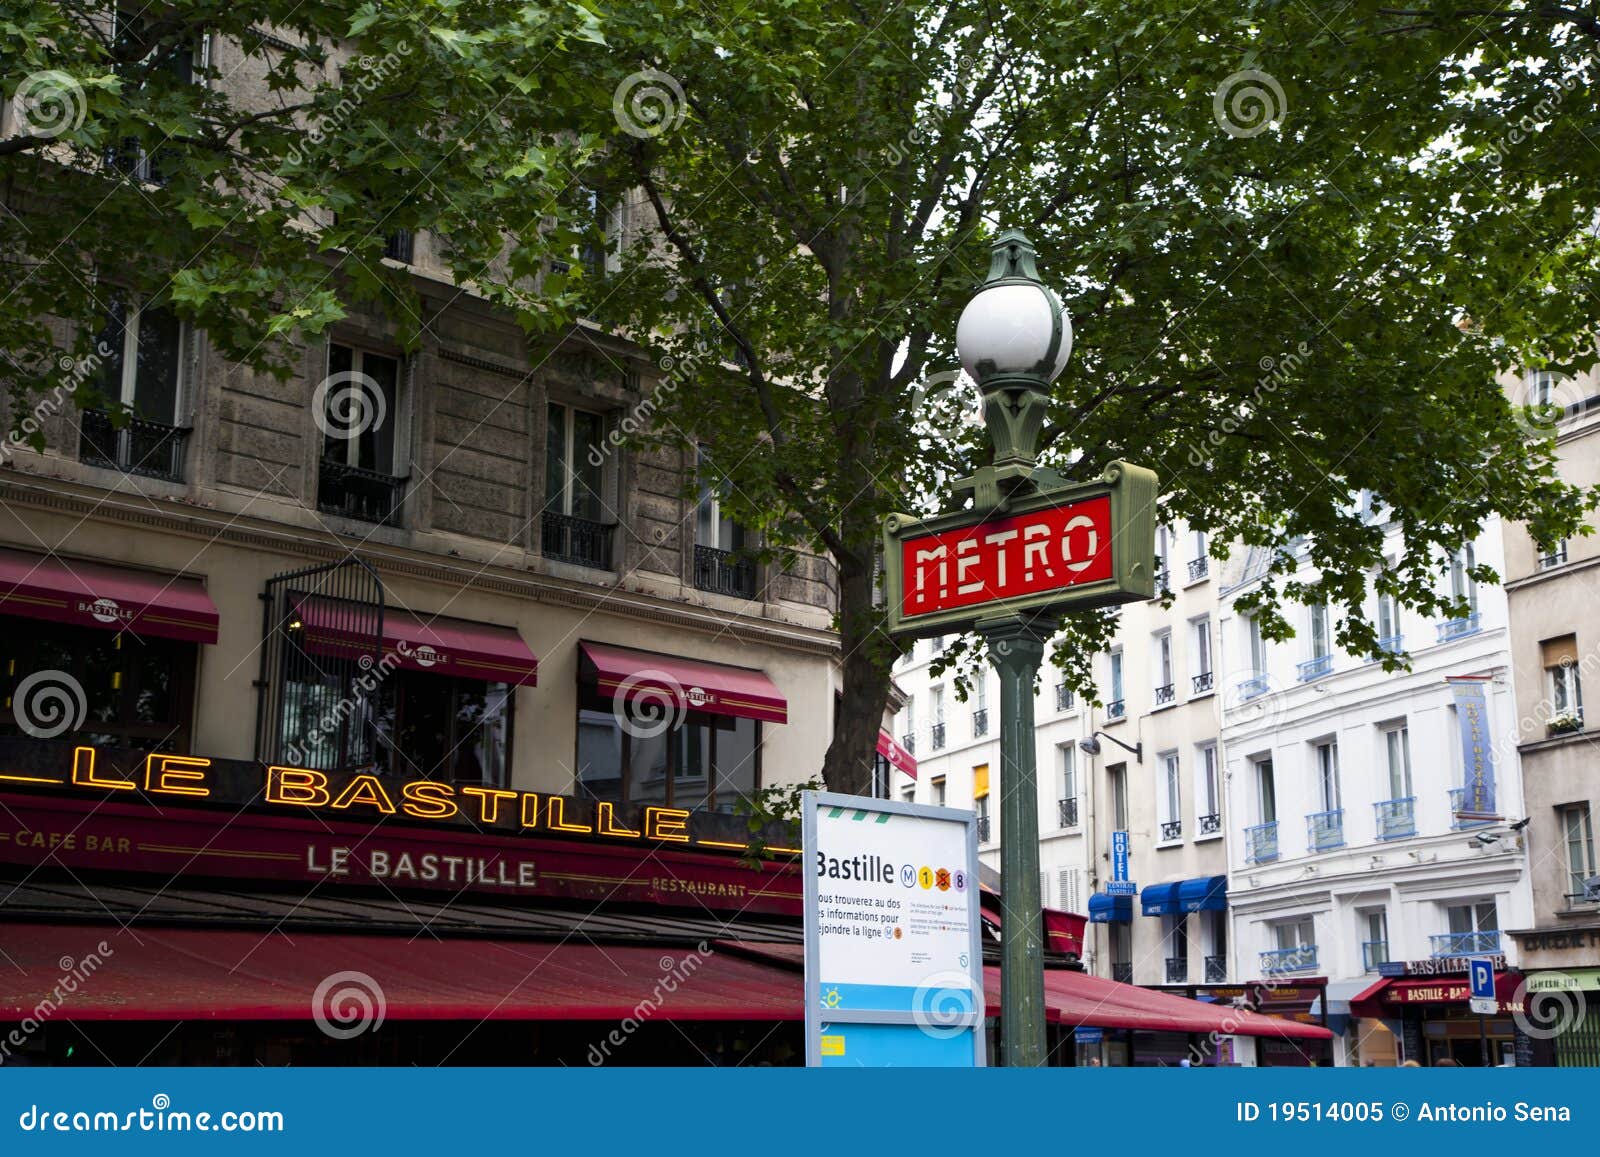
top-left (1549, 710), bottom-right (1584, 736)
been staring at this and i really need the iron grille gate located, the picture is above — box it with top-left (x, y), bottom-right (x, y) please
top-left (254, 557), bottom-right (385, 773)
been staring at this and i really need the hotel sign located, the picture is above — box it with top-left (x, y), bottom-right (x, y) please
top-left (881, 462), bottom-right (1159, 637)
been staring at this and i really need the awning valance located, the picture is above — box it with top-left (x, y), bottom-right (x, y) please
top-left (1177, 875), bottom-right (1228, 912)
top-left (1349, 972), bottom-right (1525, 1018)
top-left (0, 546), bottom-right (218, 643)
top-left (299, 600), bottom-right (538, 686)
top-left (579, 641), bottom-right (787, 724)
top-left (876, 730), bottom-right (917, 778)
top-left (1088, 892), bottom-right (1133, 923)
top-left (1141, 881), bottom-right (1182, 916)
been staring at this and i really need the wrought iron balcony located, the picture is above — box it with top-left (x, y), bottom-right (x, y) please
top-left (1307, 808), bottom-right (1345, 852)
top-left (1431, 930), bottom-right (1500, 957)
top-left (1058, 797), bottom-right (1079, 828)
top-left (976, 815), bottom-right (991, 844)
top-left (1055, 683), bottom-right (1075, 711)
top-left (1436, 613), bottom-right (1482, 643)
top-left (1377, 633), bottom-right (1405, 655)
top-left (1165, 957), bottom-right (1188, 983)
top-left (1448, 787), bottom-right (1495, 829)
top-left (930, 722), bottom-right (946, 751)
top-left (1297, 654), bottom-right (1333, 682)
top-left (1244, 821), bottom-right (1279, 864)
top-left (1112, 963), bottom-right (1134, 984)
top-left (1260, 944), bottom-right (1318, 974)
top-left (1204, 954), bottom-right (1227, 983)
top-left (1374, 797), bottom-right (1416, 840)
top-left (1188, 557), bottom-right (1209, 581)
top-left (693, 543), bottom-right (757, 599)
top-left (1362, 940), bottom-right (1390, 972)
top-left (1160, 820), bottom-right (1183, 842)
top-left (900, 733), bottom-right (915, 755)
top-left (971, 708), bottom-right (988, 738)
top-left (1154, 683), bottom-right (1175, 706)
top-left (1198, 812), bottom-right (1222, 836)
top-left (1237, 674), bottom-right (1270, 700)
top-left (1192, 671), bottom-right (1214, 694)
top-left (541, 511), bottom-right (614, 569)
top-left (317, 458), bottom-right (407, 526)
top-left (1106, 698), bottom-right (1126, 720)
top-left (79, 408), bottom-right (190, 482)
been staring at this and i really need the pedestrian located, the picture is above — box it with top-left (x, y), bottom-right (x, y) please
top-left (1435, 1058), bottom-right (1460, 1067)
top-left (1087, 1057), bottom-right (1102, 1067)
top-left (1400, 1059), bottom-right (1421, 1067)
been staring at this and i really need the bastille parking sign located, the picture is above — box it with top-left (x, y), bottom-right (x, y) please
top-left (883, 462), bottom-right (1159, 637)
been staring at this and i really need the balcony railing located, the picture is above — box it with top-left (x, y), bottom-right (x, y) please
top-left (1160, 820), bottom-right (1183, 842)
top-left (1244, 821), bottom-right (1279, 864)
top-left (1297, 654), bottom-right (1333, 682)
top-left (1374, 797), bottom-right (1416, 840)
top-left (1192, 671), bottom-right (1214, 694)
top-left (1261, 944), bottom-right (1318, 974)
top-left (1204, 954), bottom-right (1227, 983)
top-left (1154, 682), bottom-right (1175, 706)
top-left (317, 458), bottom-right (406, 526)
top-left (1436, 613), bottom-right (1482, 643)
top-left (1238, 674), bottom-right (1270, 700)
top-left (930, 722), bottom-right (946, 751)
top-left (1188, 557), bottom-right (1209, 582)
top-left (1058, 797), bottom-right (1079, 828)
top-left (1362, 940), bottom-right (1390, 972)
top-left (1307, 808), bottom-right (1345, 852)
top-left (1154, 567), bottom-right (1170, 592)
top-left (1377, 633), bottom-right (1405, 655)
top-left (1431, 930), bottom-right (1501, 957)
top-left (1106, 699), bottom-right (1126, 720)
top-left (976, 815), bottom-right (991, 844)
top-left (1198, 812), bottom-right (1222, 836)
top-left (383, 229), bottom-right (414, 263)
top-left (693, 544), bottom-right (758, 599)
top-left (1112, 963), bottom-right (1134, 984)
top-left (900, 733), bottom-right (916, 756)
top-left (1449, 787), bottom-right (1495, 829)
top-left (1165, 957), bottom-right (1188, 983)
top-left (79, 409), bottom-right (190, 482)
top-left (1539, 545), bottom-right (1568, 570)
top-left (1055, 683), bottom-right (1075, 712)
top-left (971, 708), bottom-right (989, 738)
top-left (541, 511), bottom-right (614, 569)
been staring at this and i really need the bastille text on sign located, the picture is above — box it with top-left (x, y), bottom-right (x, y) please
top-left (899, 496), bottom-right (1113, 621)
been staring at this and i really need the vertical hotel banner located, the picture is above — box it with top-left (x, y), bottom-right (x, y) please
top-left (802, 791), bottom-right (985, 1067)
top-left (1448, 676), bottom-right (1497, 819)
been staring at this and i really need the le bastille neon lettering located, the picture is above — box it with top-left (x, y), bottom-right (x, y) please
top-left (306, 844), bottom-right (537, 889)
top-left (901, 495), bottom-right (1113, 619)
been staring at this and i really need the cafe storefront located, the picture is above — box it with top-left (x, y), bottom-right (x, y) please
top-left (1349, 955), bottom-right (1529, 1067)
top-left (1507, 927), bottom-right (1600, 1066)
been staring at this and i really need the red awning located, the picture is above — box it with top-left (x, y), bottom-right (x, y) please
top-left (1032, 968), bottom-right (1334, 1040)
top-left (876, 730), bottom-right (917, 778)
top-left (0, 925), bottom-right (798, 1021)
top-left (299, 600), bottom-right (538, 686)
top-left (579, 641), bottom-right (787, 724)
top-left (1349, 972), bottom-right (1524, 1018)
top-left (0, 546), bottom-right (218, 643)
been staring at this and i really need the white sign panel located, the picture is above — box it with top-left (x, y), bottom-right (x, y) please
top-left (802, 791), bottom-right (985, 1067)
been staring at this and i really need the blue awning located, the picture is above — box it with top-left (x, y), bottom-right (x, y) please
top-left (1087, 893), bottom-right (1133, 923)
top-left (1141, 882), bottom-right (1182, 917)
top-left (1177, 875), bottom-right (1228, 913)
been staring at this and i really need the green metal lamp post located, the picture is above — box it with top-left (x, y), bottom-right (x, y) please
top-left (882, 229), bottom-right (1159, 1067)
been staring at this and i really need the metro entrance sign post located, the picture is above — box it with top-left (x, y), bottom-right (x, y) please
top-left (881, 229), bottom-right (1159, 1067)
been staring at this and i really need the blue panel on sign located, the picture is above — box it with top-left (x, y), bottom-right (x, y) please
top-left (817, 1023), bottom-right (977, 1067)
top-left (1470, 957), bottom-right (1495, 1000)
top-left (818, 983), bottom-right (976, 1014)
top-left (1075, 1026), bottom-right (1104, 1045)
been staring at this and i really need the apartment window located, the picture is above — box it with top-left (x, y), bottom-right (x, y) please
top-left (1190, 616), bottom-right (1213, 690)
top-left (1562, 804), bottom-right (1598, 901)
top-left (1276, 918), bottom-right (1315, 950)
top-left (1447, 901), bottom-right (1498, 936)
top-left (1543, 636), bottom-right (1584, 721)
top-left (975, 793), bottom-right (991, 842)
top-left (106, 1), bottom-right (201, 185)
top-left (1059, 868), bottom-right (1083, 915)
top-left (80, 298), bottom-right (189, 481)
top-left (972, 675), bottom-right (989, 737)
top-left (1539, 539), bottom-right (1569, 570)
top-left (1377, 590), bottom-right (1401, 644)
top-left (1448, 544), bottom-right (1479, 613)
top-left (1383, 723), bottom-right (1412, 798)
top-left (1206, 911), bottom-right (1228, 980)
top-left (318, 344), bottom-right (406, 526)
top-left (1526, 369), bottom-right (1558, 409)
top-left (1256, 757), bottom-right (1277, 823)
top-left (1156, 751), bottom-right (1182, 840)
top-left (1191, 529), bottom-right (1208, 564)
top-left (1109, 922), bottom-right (1132, 978)
top-left (932, 776), bottom-right (946, 807)
top-left (1153, 631), bottom-right (1174, 704)
top-left (1309, 604), bottom-right (1330, 659)
top-left (1246, 615), bottom-right (1267, 674)
top-left (1196, 743), bottom-right (1220, 832)
top-left (1108, 762), bottom-right (1128, 831)
top-left (1313, 740), bottom-right (1341, 812)
top-left (1363, 910), bottom-right (1390, 970)
top-left (1166, 913), bottom-right (1189, 981)
top-left (900, 786), bottom-right (915, 804)
top-left (541, 404), bottom-right (612, 567)
top-left (902, 695), bottom-right (916, 753)
top-left (693, 446), bottom-right (755, 597)
top-left (930, 685), bottom-right (946, 750)
top-left (1107, 649), bottom-right (1124, 715)
top-left (1154, 525), bottom-right (1171, 588)
top-left (1058, 745), bottom-right (1078, 827)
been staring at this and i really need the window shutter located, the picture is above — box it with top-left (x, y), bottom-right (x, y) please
top-left (1543, 636), bottom-right (1580, 668)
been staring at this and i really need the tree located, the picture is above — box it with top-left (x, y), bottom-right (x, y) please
top-left (561, 0), bottom-right (1599, 794)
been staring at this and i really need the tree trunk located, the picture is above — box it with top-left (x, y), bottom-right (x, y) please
top-left (821, 556), bottom-right (895, 796)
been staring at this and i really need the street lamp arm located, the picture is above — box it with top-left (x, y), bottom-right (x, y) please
top-left (1080, 729), bottom-right (1143, 763)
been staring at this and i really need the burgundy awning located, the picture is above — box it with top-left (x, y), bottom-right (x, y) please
top-left (876, 730), bottom-right (917, 778)
top-left (0, 546), bottom-right (218, 643)
top-left (299, 600), bottom-right (538, 686)
top-left (1035, 968), bottom-right (1335, 1039)
top-left (1349, 972), bottom-right (1524, 1018)
top-left (579, 641), bottom-right (787, 724)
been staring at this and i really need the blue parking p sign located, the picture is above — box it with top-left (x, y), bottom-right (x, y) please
top-left (1469, 957), bottom-right (1495, 1001)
